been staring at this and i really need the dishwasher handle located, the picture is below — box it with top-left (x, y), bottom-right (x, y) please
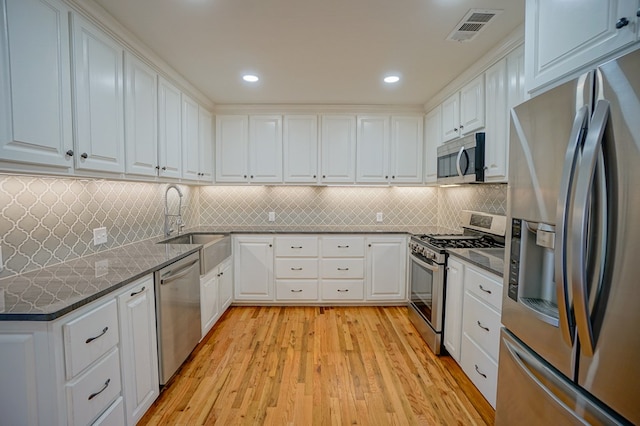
top-left (160, 258), bottom-right (199, 285)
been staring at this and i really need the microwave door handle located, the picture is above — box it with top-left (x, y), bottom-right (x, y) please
top-left (570, 100), bottom-right (610, 357)
top-left (555, 105), bottom-right (589, 346)
top-left (456, 147), bottom-right (465, 177)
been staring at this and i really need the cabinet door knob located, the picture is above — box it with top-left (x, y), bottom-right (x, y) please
top-left (155, 165), bottom-right (160, 170)
top-left (313, 175), bottom-right (317, 178)
top-left (459, 124), bottom-right (464, 129)
top-left (454, 128), bottom-right (458, 132)
top-left (81, 152), bottom-right (88, 159)
top-left (385, 175), bottom-right (389, 179)
top-left (250, 175), bottom-right (254, 179)
top-left (637, 8), bottom-right (640, 17)
top-left (269, 244), bottom-right (272, 247)
top-left (368, 244), bottom-right (372, 247)
top-left (162, 166), bottom-right (167, 171)
top-left (244, 175), bottom-right (247, 178)
top-left (220, 272), bottom-right (223, 276)
top-left (616, 17), bottom-right (630, 29)
top-left (392, 176), bottom-right (395, 179)
top-left (66, 150), bottom-right (74, 157)
top-left (322, 175), bottom-right (326, 178)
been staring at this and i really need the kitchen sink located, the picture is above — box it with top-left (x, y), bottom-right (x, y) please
top-left (159, 233), bottom-right (231, 275)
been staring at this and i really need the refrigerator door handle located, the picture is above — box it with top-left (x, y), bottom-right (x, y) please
top-left (555, 105), bottom-right (589, 346)
top-left (571, 100), bottom-right (611, 356)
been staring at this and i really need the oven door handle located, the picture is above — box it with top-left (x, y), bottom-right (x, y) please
top-left (410, 254), bottom-right (440, 272)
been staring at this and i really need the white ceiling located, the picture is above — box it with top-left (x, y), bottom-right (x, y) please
top-left (92, 0), bottom-right (524, 106)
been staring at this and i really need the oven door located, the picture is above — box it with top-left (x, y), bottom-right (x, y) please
top-left (409, 252), bottom-right (444, 332)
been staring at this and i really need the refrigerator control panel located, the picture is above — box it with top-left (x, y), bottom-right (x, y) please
top-left (508, 218), bottom-right (521, 302)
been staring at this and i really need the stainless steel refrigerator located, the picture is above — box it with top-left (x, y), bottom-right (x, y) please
top-left (496, 49), bottom-right (640, 425)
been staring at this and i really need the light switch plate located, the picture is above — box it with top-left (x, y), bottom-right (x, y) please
top-left (268, 212), bottom-right (275, 222)
top-left (376, 212), bottom-right (383, 222)
top-left (93, 227), bottom-right (107, 246)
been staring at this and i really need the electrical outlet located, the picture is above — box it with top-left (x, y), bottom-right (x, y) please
top-left (376, 212), bottom-right (383, 222)
top-left (268, 212), bottom-right (276, 222)
top-left (93, 227), bottom-right (107, 246)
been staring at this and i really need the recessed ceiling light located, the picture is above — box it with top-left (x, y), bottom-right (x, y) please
top-left (243, 74), bottom-right (259, 82)
top-left (384, 75), bottom-right (400, 83)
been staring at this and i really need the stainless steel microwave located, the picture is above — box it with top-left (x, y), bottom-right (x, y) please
top-left (436, 132), bottom-right (485, 184)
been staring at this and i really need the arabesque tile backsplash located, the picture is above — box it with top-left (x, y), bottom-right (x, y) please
top-left (0, 175), bottom-right (506, 279)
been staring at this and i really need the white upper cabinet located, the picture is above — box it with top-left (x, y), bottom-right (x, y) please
top-left (356, 115), bottom-right (389, 183)
top-left (249, 115), bottom-right (283, 183)
top-left (181, 94), bottom-right (199, 180)
top-left (390, 116), bottom-right (423, 184)
top-left (484, 58), bottom-right (508, 182)
top-left (215, 115), bottom-right (249, 182)
top-left (320, 115), bottom-right (356, 183)
top-left (0, 0), bottom-right (74, 171)
top-left (124, 52), bottom-right (158, 177)
top-left (71, 14), bottom-right (125, 173)
top-left (424, 107), bottom-right (441, 184)
top-left (442, 75), bottom-right (485, 142)
top-left (198, 108), bottom-right (214, 182)
top-left (525, 0), bottom-right (639, 94)
top-left (157, 77), bottom-right (182, 179)
top-left (283, 115), bottom-right (318, 183)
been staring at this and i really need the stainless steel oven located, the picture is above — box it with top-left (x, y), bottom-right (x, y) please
top-left (408, 239), bottom-right (446, 355)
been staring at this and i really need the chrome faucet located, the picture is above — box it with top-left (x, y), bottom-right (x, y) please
top-left (164, 184), bottom-right (184, 237)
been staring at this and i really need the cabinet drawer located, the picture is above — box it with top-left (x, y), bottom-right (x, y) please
top-left (465, 267), bottom-right (503, 312)
top-left (66, 348), bottom-right (122, 426)
top-left (276, 236), bottom-right (318, 257)
top-left (63, 299), bottom-right (119, 378)
top-left (321, 259), bottom-right (364, 279)
top-left (276, 280), bottom-right (318, 300)
top-left (321, 280), bottom-right (364, 301)
top-left (275, 258), bottom-right (318, 279)
top-left (321, 236), bottom-right (365, 257)
top-left (463, 292), bottom-right (501, 361)
top-left (92, 396), bottom-right (124, 426)
top-left (460, 334), bottom-right (498, 408)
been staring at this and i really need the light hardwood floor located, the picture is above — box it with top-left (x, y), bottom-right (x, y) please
top-left (140, 306), bottom-right (494, 425)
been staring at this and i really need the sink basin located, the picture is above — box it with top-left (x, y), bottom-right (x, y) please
top-left (160, 233), bottom-right (231, 275)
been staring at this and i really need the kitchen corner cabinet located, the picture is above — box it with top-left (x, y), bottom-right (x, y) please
top-left (356, 116), bottom-right (424, 184)
top-left (124, 52), bottom-right (158, 177)
top-left (0, 0), bottom-right (74, 172)
top-left (443, 256), bottom-right (465, 362)
top-left (320, 115), bottom-right (357, 183)
top-left (117, 276), bottom-right (159, 425)
top-left (442, 75), bottom-right (485, 143)
top-left (424, 107), bottom-right (441, 184)
top-left (234, 236), bottom-right (274, 300)
top-left (215, 115), bottom-right (283, 183)
top-left (0, 275), bottom-right (158, 425)
top-left (365, 236), bottom-right (407, 301)
top-left (157, 77), bottom-right (183, 179)
top-left (71, 13), bottom-right (126, 174)
top-left (525, 0), bottom-right (639, 94)
top-left (182, 95), bottom-right (213, 182)
top-left (283, 115), bottom-right (319, 183)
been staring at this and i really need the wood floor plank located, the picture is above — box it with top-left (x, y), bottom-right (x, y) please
top-left (139, 306), bottom-right (494, 425)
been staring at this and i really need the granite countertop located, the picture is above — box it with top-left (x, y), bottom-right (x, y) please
top-left (447, 247), bottom-right (506, 277)
top-left (0, 225), bottom-right (444, 322)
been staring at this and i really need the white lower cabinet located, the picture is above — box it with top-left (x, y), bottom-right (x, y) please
top-left (234, 236), bottom-right (274, 300)
top-left (233, 234), bottom-right (407, 304)
top-left (200, 256), bottom-right (233, 339)
top-left (446, 256), bottom-right (503, 408)
top-left (117, 276), bottom-right (159, 425)
top-left (0, 274), bottom-right (159, 425)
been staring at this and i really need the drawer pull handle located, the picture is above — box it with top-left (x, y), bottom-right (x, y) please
top-left (479, 284), bottom-right (492, 294)
top-left (85, 327), bottom-right (108, 344)
top-left (88, 378), bottom-right (110, 401)
top-left (291, 267), bottom-right (303, 271)
top-left (337, 268), bottom-right (349, 271)
top-left (476, 321), bottom-right (490, 332)
top-left (130, 286), bottom-right (146, 297)
top-left (337, 245), bottom-right (349, 248)
top-left (474, 365), bottom-right (487, 379)
top-left (290, 289), bottom-right (303, 293)
top-left (291, 246), bottom-right (303, 249)
top-left (337, 289), bottom-right (349, 292)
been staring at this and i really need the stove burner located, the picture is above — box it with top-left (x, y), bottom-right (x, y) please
top-left (415, 234), bottom-right (502, 249)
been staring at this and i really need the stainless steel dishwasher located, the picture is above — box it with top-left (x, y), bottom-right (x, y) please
top-left (154, 252), bottom-right (201, 385)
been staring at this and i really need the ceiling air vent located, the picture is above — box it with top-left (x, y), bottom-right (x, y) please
top-left (446, 9), bottom-right (502, 42)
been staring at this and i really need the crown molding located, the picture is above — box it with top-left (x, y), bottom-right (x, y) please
top-left (212, 104), bottom-right (426, 115)
top-left (423, 24), bottom-right (524, 113)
